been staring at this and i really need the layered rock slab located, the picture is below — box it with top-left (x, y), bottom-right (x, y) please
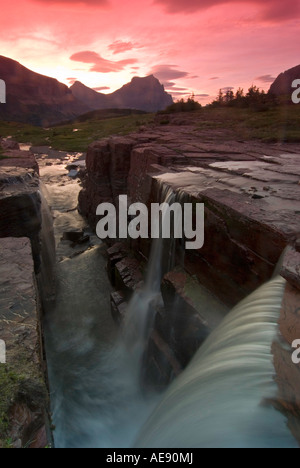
top-left (79, 122), bottom-right (300, 405)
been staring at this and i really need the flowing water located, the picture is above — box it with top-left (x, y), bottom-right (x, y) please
top-left (136, 276), bottom-right (297, 448)
top-left (40, 156), bottom-right (159, 448)
top-left (39, 153), bottom-right (297, 448)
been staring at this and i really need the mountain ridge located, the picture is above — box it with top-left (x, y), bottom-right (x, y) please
top-left (0, 55), bottom-right (90, 126)
top-left (70, 75), bottom-right (173, 113)
top-left (0, 55), bottom-right (173, 126)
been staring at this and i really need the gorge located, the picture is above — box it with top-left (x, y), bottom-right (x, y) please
top-left (0, 111), bottom-right (300, 448)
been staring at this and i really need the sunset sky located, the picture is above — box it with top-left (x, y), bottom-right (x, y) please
top-left (1, 0), bottom-right (299, 104)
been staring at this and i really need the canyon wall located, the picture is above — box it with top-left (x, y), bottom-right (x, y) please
top-left (79, 118), bottom-right (300, 440)
top-left (0, 140), bottom-right (51, 448)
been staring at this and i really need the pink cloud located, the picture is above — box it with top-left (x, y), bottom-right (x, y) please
top-left (93, 86), bottom-right (110, 91)
top-left (70, 50), bottom-right (138, 73)
top-left (150, 64), bottom-right (190, 82)
top-left (154, 0), bottom-right (300, 21)
top-left (108, 40), bottom-right (140, 55)
top-left (67, 77), bottom-right (77, 85)
top-left (172, 87), bottom-right (189, 91)
top-left (255, 74), bottom-right (276, 83)
top-left (171, 92), bottom-right (190, 97)
top-left (221, 87), bottom-right (235, 92)
top-left (1, 0), bottom-right (300, 108)
top-left (32, 0), bottom-right (109, 5)
top-left (163, 81), bottom-right (188, 92)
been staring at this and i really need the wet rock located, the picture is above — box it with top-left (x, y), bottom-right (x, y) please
top-left (66, 161), bottom-right (86, 171)
top-left (159, 267), bottom-right (226, 367)
top-left (274, 273), bottom-right (300, 445)
top-left (280, 246), bottom-right (300, 291)
top-left (141, 329), bottom-right (182, 392)
top-left (110, 290), bottom-right (127, 325)
top-left (107, 242), bottom-right (131, 286)
top-left (0, 138), bottom-right (19, 151)
top-left (279, 282), bottom-right (300, 345)
top-left (115, 258), bottom-right (143, 296)
top-left (272, 341), bottom-right (300, 445)
top-left (0, 149), bottom-right (39, 174)
top-left (62, 231), bottom-right (90, 245)
top-left (67, 169), bottom-right (79, 179)
top-left (0, 168), bottom-right (42, 272)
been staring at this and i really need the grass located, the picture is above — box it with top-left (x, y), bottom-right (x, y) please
top-left (194, 105), bottom-right (300, 143)
top-left (0, 104), bottom-right (299, 153)
top-left (0, 365), bottom-right (24, 441)
top-left (0, 358), bottom-right (47, 448)
top-left (0, 112), bottom-right (155, 153)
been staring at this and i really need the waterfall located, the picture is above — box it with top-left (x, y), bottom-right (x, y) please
top-left (42, 164), bottom-right (176, 448)
top-left (122, 185), bottom-right (176, 379)
top-left (135, 276), bottom-right (297, 448)
top-left (42, 160), bottom-right (296, 448)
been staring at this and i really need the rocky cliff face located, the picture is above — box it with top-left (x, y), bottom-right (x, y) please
top-left (0, 143), bottom-right (52, 448)
top-left (78, 117), bottom-right (300, 403)
top-left (269, 64), bottom-right (300, 98)
top-left (0, 238), bottom-right (49, 449)
top-left (0, 56), bottom-right (90, 126)
top-left (0, 56), bottom-right (173, 126)
top-left (71, 75), bottom-right (173, 112)
top-left (274, 247), bottom-right (300, 443)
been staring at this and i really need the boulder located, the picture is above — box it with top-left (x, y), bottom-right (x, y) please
top-left (110, 290), bottom-right (127, 325)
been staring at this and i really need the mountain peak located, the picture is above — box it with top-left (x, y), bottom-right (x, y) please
top-left (71, 75), bottom-right (173, 112)
top-left (131, 74), bottom-right (157, 82)
top-left (0, 55), bottom-right (90, 126)
top-left (269, 64), bottom-right (300, 96)
top-left (0, 55), bottom-right (174, 124)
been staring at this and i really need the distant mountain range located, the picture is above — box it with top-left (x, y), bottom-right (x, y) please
top-left (1, 54), bottom-right (299, 128)
top-left (0, 56), bottom-right (173, 126)
top-left (71, 76), bottom-right (173, 113)
top-left (0, 55), bottom-right (89, 126)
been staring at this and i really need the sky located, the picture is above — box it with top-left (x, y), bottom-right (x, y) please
top-left (1, 0), bottom-right (299, 104)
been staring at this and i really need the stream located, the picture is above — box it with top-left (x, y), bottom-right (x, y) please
top-left (34, 147), bottom-right (297, 449)
top-left (38, 151), bottom-right (158, 448)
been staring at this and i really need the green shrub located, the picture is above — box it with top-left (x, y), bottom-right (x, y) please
top-left (163, 97), bottom-right (202, 114)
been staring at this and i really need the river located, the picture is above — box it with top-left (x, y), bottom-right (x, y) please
top-left (38, 152), bottom-right (158, 448)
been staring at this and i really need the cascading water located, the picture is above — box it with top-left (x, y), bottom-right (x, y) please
top-left (123, 185), bottom-right (176, 376)
top-left (135, 276), bottom-right (297, 448)
top-left (40, 158), bottom-right (173, 448)
top-left (39, 155), bottom-right (296, 448)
